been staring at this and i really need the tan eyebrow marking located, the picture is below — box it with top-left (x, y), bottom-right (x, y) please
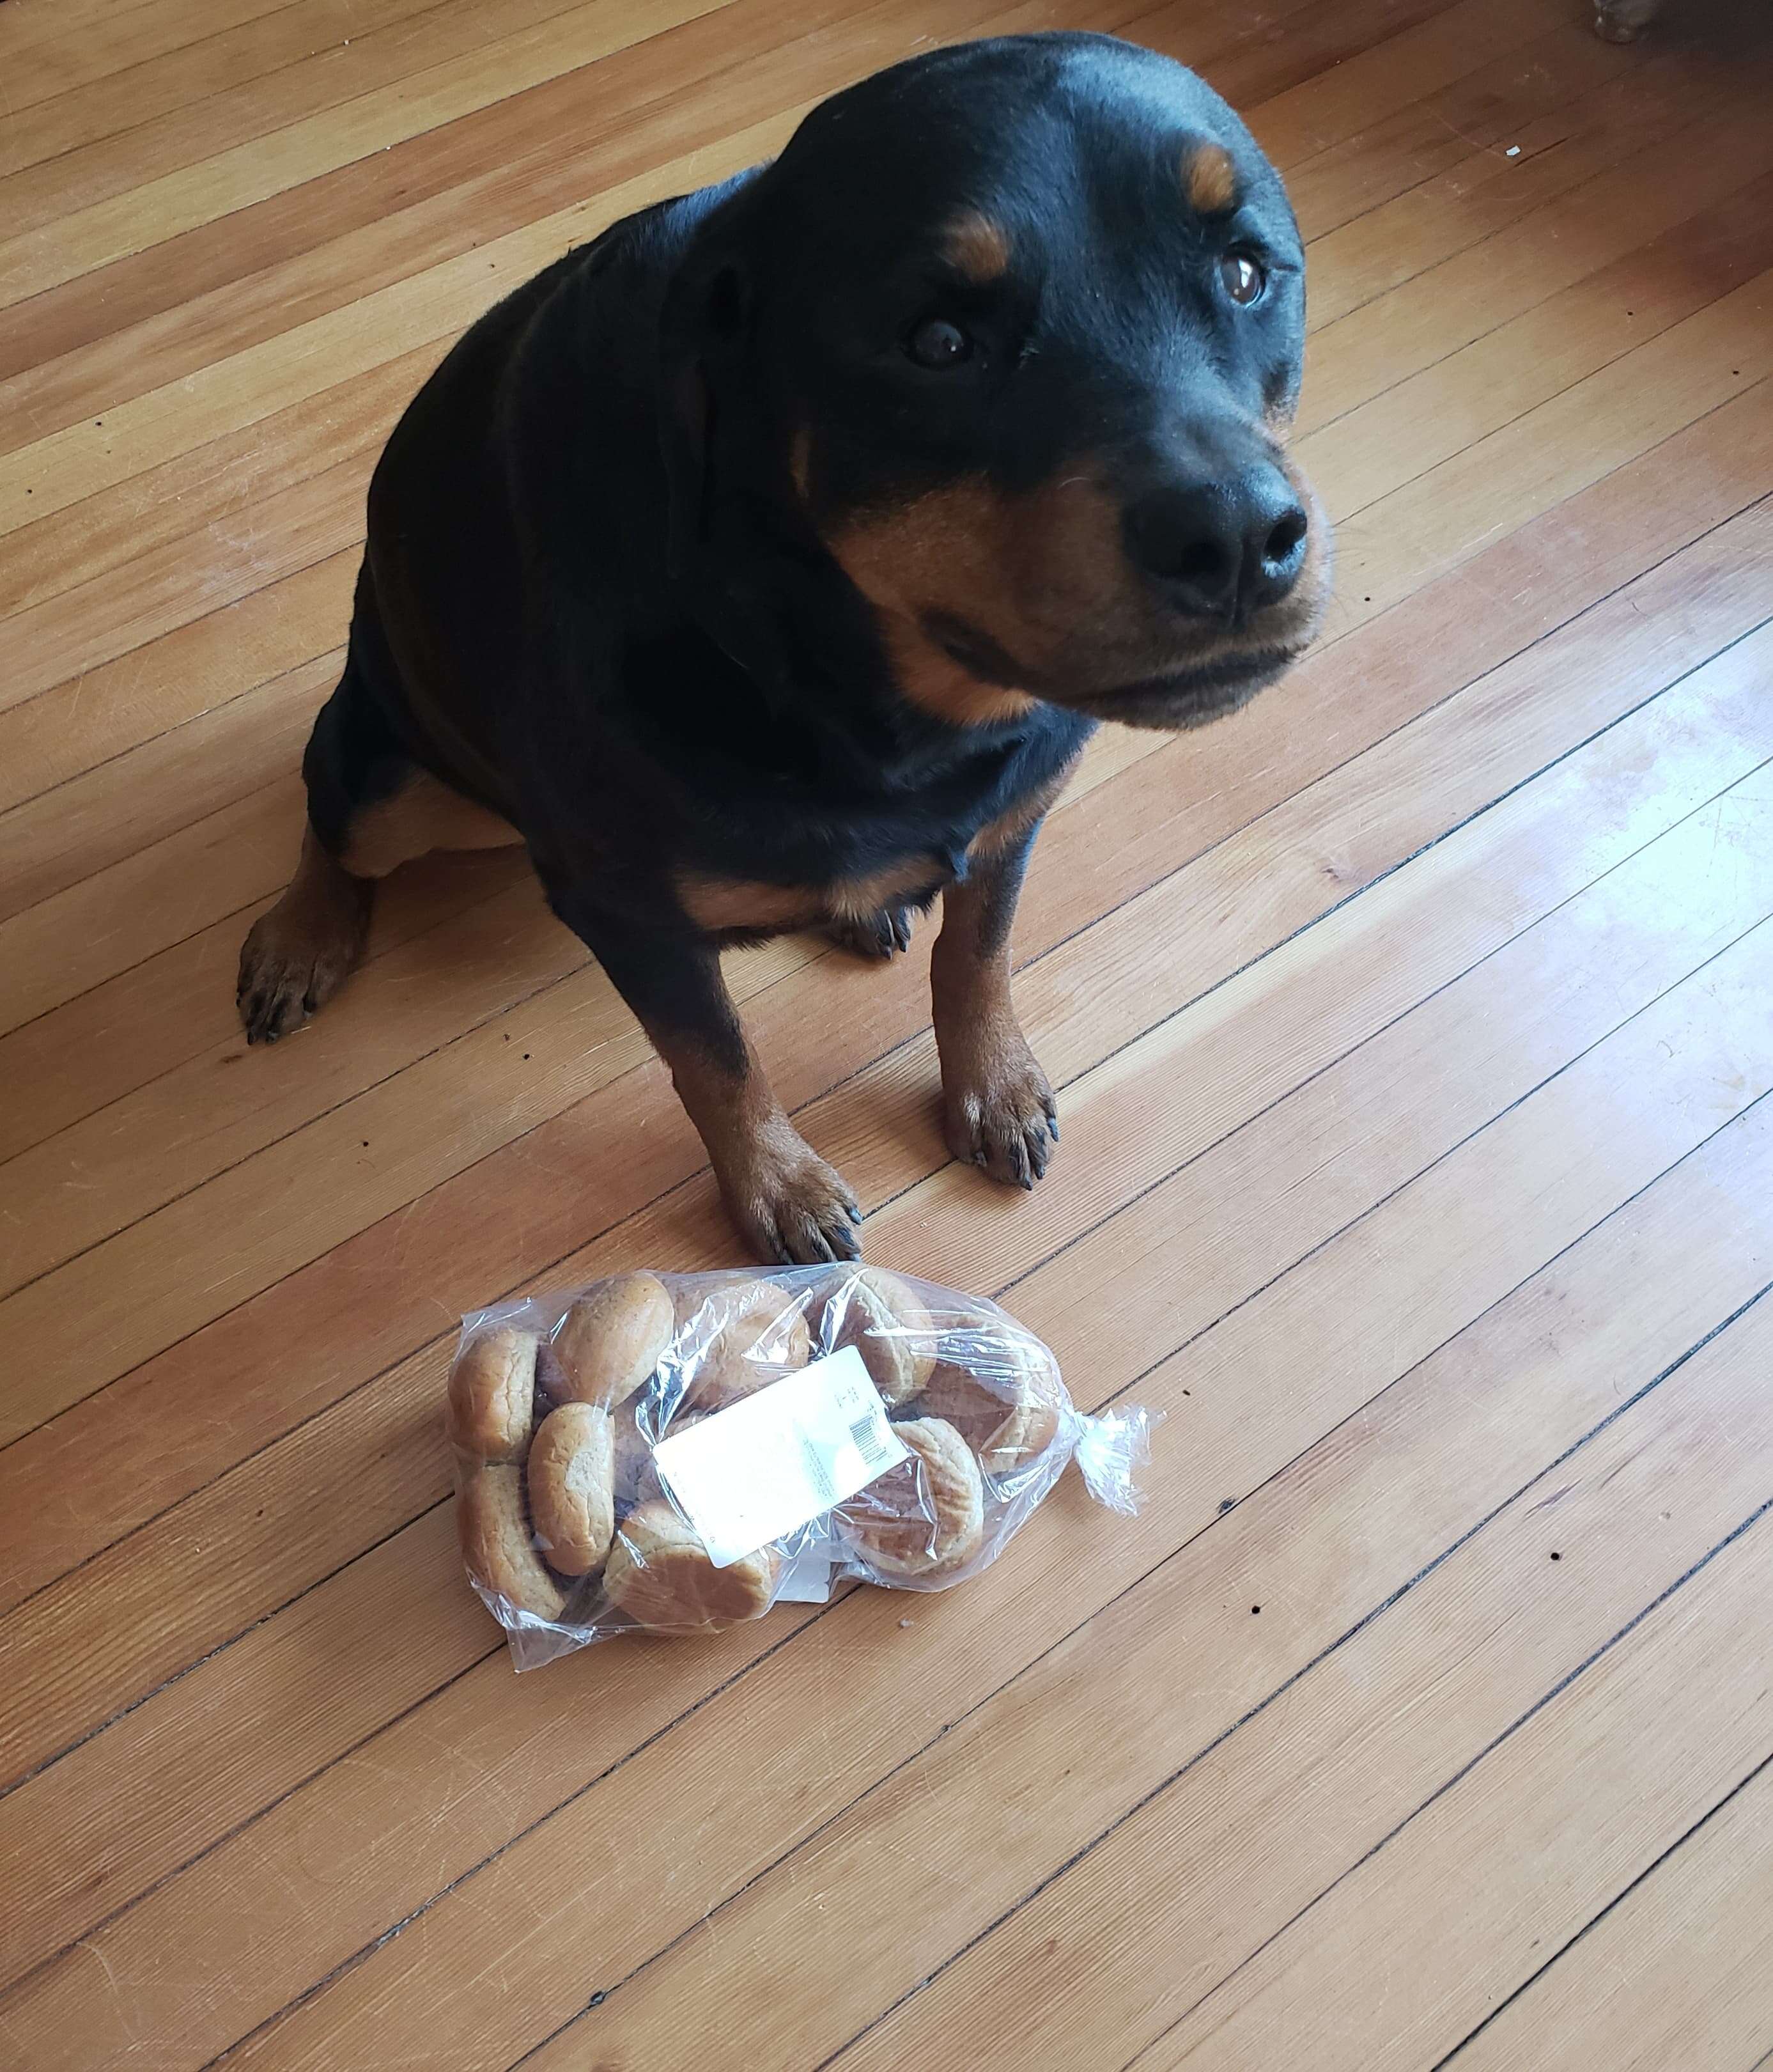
top-left (1184, 141), bottom-right (1238, 215)
top-left (941, 210), bottom-right (1012, 282)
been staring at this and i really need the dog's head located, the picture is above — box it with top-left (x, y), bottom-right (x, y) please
top-left (661, 32), bottom-right (1328, 734)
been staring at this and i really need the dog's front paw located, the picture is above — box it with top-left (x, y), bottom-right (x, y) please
top-left (720, 1125), bottom-right (863, 1265)
top-left (943, 1038), bottom-right (1058, 1190)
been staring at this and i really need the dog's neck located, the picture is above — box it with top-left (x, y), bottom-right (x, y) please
top-left (667, 501), bottom-right (1053, 798)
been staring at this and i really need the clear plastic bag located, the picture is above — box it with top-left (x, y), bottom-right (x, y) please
top-left (448, 1265), bottom-right (1154, 1669)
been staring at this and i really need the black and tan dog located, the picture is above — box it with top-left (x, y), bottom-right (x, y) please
top-left (238, 31), bottom-right (1329, 1263)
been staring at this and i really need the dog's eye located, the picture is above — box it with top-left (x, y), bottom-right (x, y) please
top-left (1218, 253), bottom-right (1266, 306)
top-left (906, 316), bottom-right (972, 369)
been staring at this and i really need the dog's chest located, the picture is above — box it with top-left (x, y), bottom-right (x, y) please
top-left (677, 853), bottom-right (957, 935)
top-left (666, 712), bottom-right (1085, 938)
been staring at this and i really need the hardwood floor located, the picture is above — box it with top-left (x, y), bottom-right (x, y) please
top-left (2, 1), bottom-right (1770, 2066)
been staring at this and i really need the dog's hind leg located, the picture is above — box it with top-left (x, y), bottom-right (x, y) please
top-left (237, 644), bottom-right (517, 1043)
top-left (238, 823), bottom-right (375, 1045)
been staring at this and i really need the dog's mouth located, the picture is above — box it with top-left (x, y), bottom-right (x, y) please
top-left (924, 607), bottom-right (1313, 729)
top-left (1075, 644), bottom-right (1306, 729)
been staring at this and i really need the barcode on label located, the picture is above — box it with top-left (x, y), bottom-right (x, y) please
top-left (850, 1413), bottom-right (897, 1472)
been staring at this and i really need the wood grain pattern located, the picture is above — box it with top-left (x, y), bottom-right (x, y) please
top-left (1452, 1758), bottom-right (1773, 2072)
top-left (2, 1), bottom-right (1770, 2068)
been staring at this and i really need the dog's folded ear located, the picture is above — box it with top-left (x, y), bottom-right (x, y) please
top-left (656, 176), bottom-right (768, 583)
top-left (656, 171), bottom-right (819, 708)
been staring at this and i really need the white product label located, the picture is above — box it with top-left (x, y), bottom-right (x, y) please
top-left (653, 1345), bottom-right (908, 1568)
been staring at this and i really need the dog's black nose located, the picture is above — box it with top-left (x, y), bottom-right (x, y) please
top-left (1126, 467), bottom-right (1309, 618)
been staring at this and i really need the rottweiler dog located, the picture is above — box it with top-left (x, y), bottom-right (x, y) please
top-left (237, 31), bottom-right (1329, 1264)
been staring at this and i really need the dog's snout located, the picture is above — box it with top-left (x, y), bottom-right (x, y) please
top-left (1125, 466), bottom-right (1308, 619)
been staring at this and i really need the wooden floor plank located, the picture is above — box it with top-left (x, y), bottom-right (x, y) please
top-left (1294, 72), bottom-right (1773, 440)
top-left (1272, 19), bottom-right (1597, 241)
top-left (0, 0), bottom-right (623, 194)
top-left (1299, 17), bottom-right (1767, 335)
top-left (0, 0), bottom-right (740, 308)
top-left (0, 774), bottom-right (308, 1037)
top-left (1303, 168), bottom-right (1773, 522)
top-left (0, 0), bottom-right (307, 116)
top-left (1331, 268), bottom-right (1773, 622)
top-left (0, 558), bottom-right (357, 822)
top-left (0, 840), bottom-right (523, 1171)
top-left (831, 1297), bottom-right (1773, 2072)
top-left (1, 459), bottom-right (364, 728)
top-left (1131, 1430), bottom-right (1773, 2070)
top-left (1447, 1758), bottom-right (1773, 2072)
top-left (0, 345), bottom-right (421, 631)
top-left (1253, 0), bottom-right (1576, 166)
top-left (0, 656), bottom-right (336, 925)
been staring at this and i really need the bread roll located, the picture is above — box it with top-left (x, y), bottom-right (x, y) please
top-left (445, 1326), bottom-right (539, 1461)
top-left (526, 1403), bottom-right (616, 1577)
top-left (918, 1327), bottom-right (1064, 1476)
top-left (817, 1266), bottom-right (936, 1408)
top-left (457, 1461), bottom-right (566, 1621)
top-left (836, 1416), bottom-right (984, 1581)
top-left (550, 1273), bottom-right (674, 1407)
top-left (602, 1500), bottom-right (782, 1632)
top-left (684, 1281), bottom-right (811, 1412)
top-left (670, 1271), bottom-right (771, 1330)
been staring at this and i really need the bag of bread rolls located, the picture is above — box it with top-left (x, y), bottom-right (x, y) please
top-left (447, 1265), bottom-right (1154, 1669)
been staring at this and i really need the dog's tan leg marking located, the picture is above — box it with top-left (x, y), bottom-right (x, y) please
top-left (238, 771), bottom-right (519, 1043)
top-left (658, 1027), bottom-right (861, 1265)
top-left (930, 783), bottom-right (1071, 1187)
top-left (236, 825), bottom-right (375, 1044)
